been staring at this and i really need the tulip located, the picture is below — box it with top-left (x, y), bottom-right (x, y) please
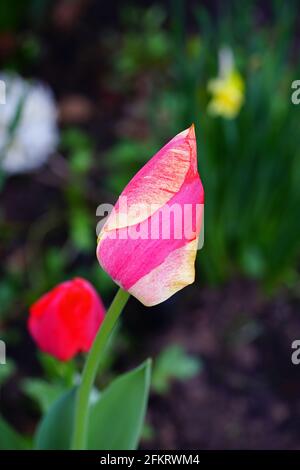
top-left (97, 125), bottom-right (204, 306)
top-left (28, 278), bottom-right (105, 361)
top-left (73, 126), bottom-right (204, 449)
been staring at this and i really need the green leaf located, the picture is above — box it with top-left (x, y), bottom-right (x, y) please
top-left (240, 247), bottom-right (266, 278)
top-left (35, 359), bottom-right (151, 450)
top-left (38, 352), bottom-right (76, 384)
top-left (0, 282), bottom-right (17, 319)
top-left (70, 149), bottom-right (92, 174)
top-left (88, 359), bottom-right (152, 450)
top-left (34, 388), bottom-right (76, 450)
top-left (44, 248), bottom-right (66, 283)
top-left (22, 378), bottom-right (66, 413)
top-left (141, 421), bottom-right (155, 442)
top-left (0, 415), bottom-right (28, 450)
top-left (61, 128), bottom-right (91, 152)
top-left (70, 208), bottom-right (94, 252)
top-left (152, 344), bottom-right (202, 394)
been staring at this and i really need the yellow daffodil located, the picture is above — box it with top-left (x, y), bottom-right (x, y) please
top-left (207, 47), bottom-right (245, 119)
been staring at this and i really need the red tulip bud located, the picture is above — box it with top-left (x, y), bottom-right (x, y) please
top-left (28, 278), bottom-right (105, 361)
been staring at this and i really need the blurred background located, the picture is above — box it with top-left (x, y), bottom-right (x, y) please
top-left (0, 0), bottom-right (300, 450)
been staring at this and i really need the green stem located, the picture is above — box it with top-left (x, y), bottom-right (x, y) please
top-left (72, 287), bottom-right (130, 450)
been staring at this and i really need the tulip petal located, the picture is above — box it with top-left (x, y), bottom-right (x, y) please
top-left (28, 278), bottom-right (105, 361)
top-left (100, 125), bottom-right (200, 235)
top-left (97, 181), bottom-right (203, 290)
top-left (128, 238), bottom-right (198, 306)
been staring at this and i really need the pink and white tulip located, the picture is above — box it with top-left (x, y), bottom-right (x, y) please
top-left (97, 125), bottom-right (204, 306)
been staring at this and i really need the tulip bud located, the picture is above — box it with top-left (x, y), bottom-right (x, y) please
top-left (97, 125), bottom-right (204, 306)
top-left (28, 278), bottom-right (105, 361)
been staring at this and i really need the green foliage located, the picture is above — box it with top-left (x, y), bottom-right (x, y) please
top-left (0, 0), bottom-right (50, 31)
top-left (61, 128), bottom-right (95, 252)
top-left (115, 5), bottom-right (171, 77)
top-left (0, 0), bottom-right (31, 31)
top-left (152, 344), bottom-right (202, 394)
top-left (69, 206), bottom-right (94, 252)
top-left (141, 422), bottom-right (155, 442)
top-left (105, 140), bottom-right (156, 193)
top-left (0, 415), bottom-right (29, 450)
top-left (22, 354), bottom-right (76, 416)
top-left (194, 17), bottom-right (300, 286)
top-left (88, 359), bottom-right (152, 450)
top-left (0, 359), bottom-right (15, 387)
top-left (35, 359), bottom-right (151, 450)
top-left (108, 1), bottom-right (300, 289)
top-left (0, 171), bottom-right (5, 191)
top-left (38, 352), bottom-right (76, 385)
top-left (43, 248), bottom-right (67, 284)
top-left (0, 281), bottom-right (18, 320)
top-left (22, 379), bottom-right (66, 413)
top-left (61, 128), bottom-right (93, 175)
top-left (90, 263), bottom-right (115, 297)
top-left (35, 388), bottom-right (76, 450)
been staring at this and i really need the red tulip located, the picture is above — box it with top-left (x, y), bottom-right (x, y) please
top-left (28, 278), bottom-right (105, 361)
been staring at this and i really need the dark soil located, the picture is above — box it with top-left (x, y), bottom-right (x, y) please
top-left (128, 279), bottom-right (300, 450)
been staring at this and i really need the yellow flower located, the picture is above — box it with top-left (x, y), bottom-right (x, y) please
top-left (207, 48), bottom-right (245, 119)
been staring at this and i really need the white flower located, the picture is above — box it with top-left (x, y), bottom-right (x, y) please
top-left (0, 73), bottom-right (59, 174)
